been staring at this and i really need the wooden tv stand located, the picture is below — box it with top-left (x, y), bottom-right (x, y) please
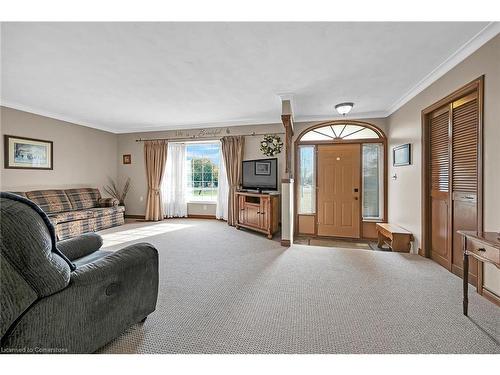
top-left (235, 191), bottom-right (280, 239)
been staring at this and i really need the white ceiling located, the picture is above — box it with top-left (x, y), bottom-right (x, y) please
top-left (1, 22), bottom-right (498, 133)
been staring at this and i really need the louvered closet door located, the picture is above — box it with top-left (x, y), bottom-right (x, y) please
top-left (451, 92), bottom-right (479, 285)
top-left (430, 107), bottom-right (451, 269)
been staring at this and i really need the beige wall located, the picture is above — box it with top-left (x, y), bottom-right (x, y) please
top-left (0, 107), bottom-right (118, 193)
top-left (387, 35), bottom-right (500, 293)
top-left (117, 122), bottom-right (285, 216)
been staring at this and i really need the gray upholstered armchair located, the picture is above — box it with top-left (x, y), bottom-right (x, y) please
top-left (0, 192), bottom-right (159, 353)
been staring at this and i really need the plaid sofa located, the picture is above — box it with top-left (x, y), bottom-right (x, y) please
top-left (9, 188), bottom-right (125, 240)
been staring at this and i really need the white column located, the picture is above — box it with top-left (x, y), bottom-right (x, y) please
top-left (281, 179), bottom-right (294, 247)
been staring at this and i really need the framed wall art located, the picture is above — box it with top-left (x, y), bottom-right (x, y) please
top-left (4, 135), bottom-right (53, 170)
top-left (393, 143), bottom-right (412, 167)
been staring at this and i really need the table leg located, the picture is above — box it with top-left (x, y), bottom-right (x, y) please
top-left (377, 231), bottom-right (384, 248)
top-left (463, 250), bottom-right (469, 316)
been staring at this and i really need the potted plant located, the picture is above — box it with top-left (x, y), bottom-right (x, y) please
top-left (104, 177), bottom-right (131, 208)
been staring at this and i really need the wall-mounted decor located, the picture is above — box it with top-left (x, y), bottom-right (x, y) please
top-left (393, 143), bottom-right (412, 166)
top-left (260, 134), bottom-right (283, 157)
top-left (255, 160), bottom-right (272, 176)
top-left (4, 135), bottom-right (53, 170)
top-left (123, 154), bottom-right (132, 164)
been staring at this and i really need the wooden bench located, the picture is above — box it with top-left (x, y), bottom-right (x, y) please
top-left (376, 223), bottom-right (414, 252)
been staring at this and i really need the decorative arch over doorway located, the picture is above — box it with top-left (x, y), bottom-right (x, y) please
top-left (294, 120), bottom-right (387, 240)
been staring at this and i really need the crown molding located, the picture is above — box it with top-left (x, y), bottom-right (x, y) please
top-left (119, 111), bottom-right (390, 134)
top-left (114, 117), bottom-right (285, 134)
top-left (1, 100), bottom-right (388, 134)
top-left (1, 101), bottom-right (118, 133)
top-left (386, 22), bottom-right (500, 115)
top-left (277, 93), bottom-right (295, 101)
top-left (295, 111), bottom-right (389, 123)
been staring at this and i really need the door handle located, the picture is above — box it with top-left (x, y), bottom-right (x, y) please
top-left (477, 248), bottom-right (486, 252)
top-left (354, 197), bottom-right (358, 200)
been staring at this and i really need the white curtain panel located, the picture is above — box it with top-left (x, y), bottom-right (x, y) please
top-left (216, 142), bottom-right (229, 220)
top-left (162, 143), bottom-right (188, 218)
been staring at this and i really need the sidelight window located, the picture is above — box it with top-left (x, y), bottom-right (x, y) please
top-left (362, 143), bottom-right (384, 220)
top-left (298, 145), bottom-right (316, 214)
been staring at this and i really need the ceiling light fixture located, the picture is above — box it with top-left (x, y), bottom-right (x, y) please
top-left (335, 102), bottom-right (354, 116)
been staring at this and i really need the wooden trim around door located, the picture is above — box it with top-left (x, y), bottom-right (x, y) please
top-left (294, 120), bottom-right (388, 240)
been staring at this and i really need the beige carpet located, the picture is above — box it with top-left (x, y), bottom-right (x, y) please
top-left (96, 219), bottom-right (499, 354)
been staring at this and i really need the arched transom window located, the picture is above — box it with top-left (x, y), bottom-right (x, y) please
top-left (300, 124), bottom-right (381, 142)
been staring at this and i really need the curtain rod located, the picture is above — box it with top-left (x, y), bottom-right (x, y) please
top-left (135, 131), bottom-right (285, 142)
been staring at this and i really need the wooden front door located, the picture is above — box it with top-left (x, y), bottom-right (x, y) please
top-left (317, 144), bottom-right (361, 238)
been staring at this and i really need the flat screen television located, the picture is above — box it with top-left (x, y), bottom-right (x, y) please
top-left (242, 158), bottom-right (278, 191)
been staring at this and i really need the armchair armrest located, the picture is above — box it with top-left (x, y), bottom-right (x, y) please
top-left (70, 242), bottom-right (158, 285)
top-left (99, 197), bottom-right (119, 207)
top-left (57, 232), bottom-right (103, 261)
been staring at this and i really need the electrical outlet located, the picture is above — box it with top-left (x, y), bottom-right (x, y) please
top-left (203, 205), bottom-right (207, 211)
top-left (140, 196), bottom-right (144, 202)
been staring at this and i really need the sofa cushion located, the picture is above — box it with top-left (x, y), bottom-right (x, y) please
top-left (48, 209), bottom-right (93, 224)
top-left (89, 206), bottom-right (125, 218)
top-left (25, 189), bottom-right (72, 214)
top-left (55, 218), bottom-right (95, 241)
top-left (98, 197), bottom-right (120, 207)
top-left (93, 213), bottom-right (125, 232)
top-left (65, 188), bottom-right (101, 210)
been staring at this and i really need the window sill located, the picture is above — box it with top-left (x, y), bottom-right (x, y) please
top-left (187, 201), bottom-right (217, 205)
top-left (362, 218), bottom-right (384, 223)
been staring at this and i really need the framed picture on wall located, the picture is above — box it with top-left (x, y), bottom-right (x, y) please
top-left (393, 143), bottom-right (412, 166)
top-left (4, 135), bottom-right (53, 170)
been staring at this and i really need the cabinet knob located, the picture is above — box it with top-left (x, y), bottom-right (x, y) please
top-left (477, 248), bottom-right (486, 252)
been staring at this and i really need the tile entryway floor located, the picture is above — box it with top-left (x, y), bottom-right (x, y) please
top-left (294, 236), bottom-right (391, 251)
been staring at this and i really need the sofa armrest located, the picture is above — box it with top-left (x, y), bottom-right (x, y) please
top-left (57, 232), bottom-right (103, 261)
top-left (99, 197), bottom-right (119, 207)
